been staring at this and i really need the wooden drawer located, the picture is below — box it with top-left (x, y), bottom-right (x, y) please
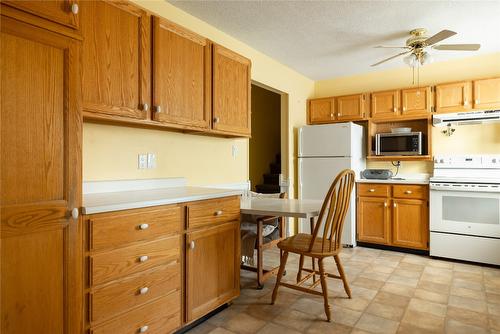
top-left (90, 263), bottom-right (180, 324)
top-left (90, 292), bottom-right (181, 334)
top-left (393, 185), bottom-right (428, 200)
top-left (90, 236), bottom-right (179, 286)
top-left (357, 184), bottom-right (391, 198)
top-left (87, 205), bottom-right (181, 251)
top-left (187, 196), bottom-right (240, 229)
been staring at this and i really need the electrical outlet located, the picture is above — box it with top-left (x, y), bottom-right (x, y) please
top-left (138, 154), bottom-right (147, 169)
top-left (231, 145), bottom-right (238, 158)
top-left (147, 153), bottom-right (157, 169)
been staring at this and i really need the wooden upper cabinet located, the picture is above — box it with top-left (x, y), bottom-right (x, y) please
top-left (152, 17), bottom-right (210, 129)
top-left (337, 93), bottom-right (368, 121)
top-left (1, 16), bottom-right (81, 333)
top-left (212, 44), bottom-right (251, 136)
top-left (357, 197), bottom-right (390, 245)
top-left (392, 199), bottom-right (428, 250)
top-left (435, 81), bottom-right (472, 113)
top-left (186, 221), bottom-right (240, 322)
top-left (308, 98), bottom-right (335, 124)
top-left (3, 0), bottom-right (80, 30)
top-left (473, 77), bottom-right (500, 109)
top-left (371, 90), bottom-right (399, 119)
top-left (80, 1), bottom-right (150, 120)
top-left (401, 86), bottom-right (431, 116)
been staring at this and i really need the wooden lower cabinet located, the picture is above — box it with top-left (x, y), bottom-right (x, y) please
top-left (84, 196), bottom-right (241, 333)
top-left (356, 183), bottom-right (429, 250)
top-left (357, 197), bottom-right (390, 244)
top-left (186, 221), bottom-right (240, 322)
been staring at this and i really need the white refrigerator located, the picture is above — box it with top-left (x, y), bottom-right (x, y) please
top-left (298, 122), bottom-right (365, 247)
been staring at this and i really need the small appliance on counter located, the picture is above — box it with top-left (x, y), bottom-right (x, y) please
top-left (361, 169), bottom-right (394, 180)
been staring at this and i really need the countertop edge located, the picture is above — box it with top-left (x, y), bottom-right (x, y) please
top-left (82, 190), bottom-right (243, 215)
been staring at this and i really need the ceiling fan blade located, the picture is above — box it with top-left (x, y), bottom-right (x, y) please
top-left (425, 29), bottom-right (457, 46)
top-left (374, 45), bottom-right (410, 49)
top-left (432, 44), bottom-right (481, 51)
top-left (371, 51), bottom-right (411, 67)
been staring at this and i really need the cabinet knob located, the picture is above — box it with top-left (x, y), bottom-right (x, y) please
top-left (330, 113), bottom-right (334, 118)
top-left (153, 105), bottom-right (162, 113)
top-left (393, 203), bottom-right (397, 208)
top-left (463, 100), bottom-right (468, 106)
top-left (368, 189), bottom-right (375, 192)
top-left (404, 190), bottom-right (413, 194)
top-left (214, 210), bottom-right (223, 216)
top-left (139, 223), bottom-right (149, 230)
top-left (71, 3), bottom-right (79, 14)
top-left (139, 255), bottom-right (149, 262)
top-left (402, 107), bottom-right (406, 112)
top-left (475, 99), bottom-right (480, 105)
top-left (142, 103), bottom-right (149, 112)
top-left (213, 117), bottom-right (220, 123)
top-left (139, 325), bottom-right (149, 333)
top-left (139, 287), bottom-right (149, 295)
top-left (384, 202), bottom-right (387, 208)
top-left (337, 113), bottom-right (341, 117)
top-left (189, 241), bottom-right (195, 250)
top-left (393, 107), bottom-right (397, 112)
top-left (71, 208), bottom-right (79, 220)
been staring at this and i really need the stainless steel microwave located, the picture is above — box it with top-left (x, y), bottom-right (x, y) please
top-left (375, 132), bottom-right (423, 156)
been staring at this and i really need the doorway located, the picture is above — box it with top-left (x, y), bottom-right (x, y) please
top-left (249, 83), bottom-right (282, 193)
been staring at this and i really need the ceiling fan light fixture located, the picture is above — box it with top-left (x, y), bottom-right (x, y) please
top-left (403, 53), bottom-right (418, 67)
top-left (421, 51), bottom-right (434, 65)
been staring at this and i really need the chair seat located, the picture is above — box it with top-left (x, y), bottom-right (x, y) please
top-left (277, 233), bottom-right (339, 257)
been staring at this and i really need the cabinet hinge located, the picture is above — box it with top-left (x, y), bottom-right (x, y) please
top-left (362, 94), bottom-right (366, 100)
top-left (431, 106), bottom-right (435, 113)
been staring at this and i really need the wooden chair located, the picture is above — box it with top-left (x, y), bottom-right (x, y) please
top-left (271, 169), bottom-right (355, 321)
top-left (241, 192), bottom-right (287, 288)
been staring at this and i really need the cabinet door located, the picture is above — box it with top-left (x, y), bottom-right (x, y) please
top-left (371, 90), bottom-right (399, 119)
top-left (401, 87), bottom-right (431, 116)
top-left (357, 197), bottom-right (390, 244)
top-left (337, 93), bottom-right (367, 121)
top-left (212, 44), bottom-right (251, 136)
top-left (152, 17), bottom-right (210, 129)
top-left (186, 221), bottom-right (240, 322)
top-left (392, 199), bottom-right (428, 250)
top-left (435, 81), bottom-right (472, 113)
top-left (473, 77), bottom-right (500, 109)
top-left (1, 17), bottom-right (81, 334)
top-left (4, 0), bottom-right (79, 30)
top-left (308, 98), bottom-right (335, 124)
top-left (81, 1), bottom-right (150, 120)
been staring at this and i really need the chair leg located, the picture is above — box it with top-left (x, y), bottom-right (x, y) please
top-left (271, 251), bottom-right (289, 305)
top-left (296, 255), bottom-right (304, 283)
top-left (334, 254), bottom-right (351, 298)
top-left (318, 258), bottom-right (331, 322)
top-left (309, 217), bottom-right (317, 283)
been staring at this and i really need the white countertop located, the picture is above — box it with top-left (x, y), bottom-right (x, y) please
top-left (240, 198), bottom-right (323, 219)
top-left (356, 178), bottom-right (429, 185)
top-left (82, 186), bottom-right (243, 214)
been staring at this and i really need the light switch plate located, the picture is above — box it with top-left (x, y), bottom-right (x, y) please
top-left (138, 154), bottom-right (147, 169)
top-left (147, 153), bottom-right (157, 169)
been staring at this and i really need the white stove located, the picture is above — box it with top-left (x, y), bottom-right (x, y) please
top-left (430, 155), bottom-right (500, 265)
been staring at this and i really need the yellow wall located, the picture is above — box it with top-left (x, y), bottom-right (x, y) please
top-left (249, 85), bottom-right (281, 190)
top-left (83, 0), bottom-right (315, 190)
top-left (315, 52), bottom-right (500, 174)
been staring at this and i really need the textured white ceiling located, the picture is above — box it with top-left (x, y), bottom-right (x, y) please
top-left (168, 1), bottom-right (500, 80)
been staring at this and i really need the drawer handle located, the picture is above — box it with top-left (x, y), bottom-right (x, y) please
top-left (139, 255), bottom-right (149, 263)
top-left (394, 203), bottom-right (397, 208)
top-left (368, 189), bottom-right (375, 192)
top-left (384, 202), bottom-right (387, 207)
top-left (139, 223), bottom-right (149, 230)
top-left (404, 190), bottom-right (413, 194)
top-left (139, 287), bottom-right (149, 295)
top-left (214, 210), bottom-right (223, 216)
top-left (189, 241), bottom-right (195, 250)
top-left (139, 325), bottom-right (149, 333)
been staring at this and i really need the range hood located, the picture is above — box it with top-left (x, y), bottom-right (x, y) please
top-left (433, 109), bottom-right (500, 126)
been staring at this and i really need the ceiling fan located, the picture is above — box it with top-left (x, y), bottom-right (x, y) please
top-left (371, 28), bottom-right (480, 67)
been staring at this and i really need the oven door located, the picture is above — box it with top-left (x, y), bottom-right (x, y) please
top-left (430, 187), bottom-right (500, 238)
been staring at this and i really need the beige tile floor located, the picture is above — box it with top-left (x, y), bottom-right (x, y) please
top-left (187, 247), bottom-right (500, 334)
